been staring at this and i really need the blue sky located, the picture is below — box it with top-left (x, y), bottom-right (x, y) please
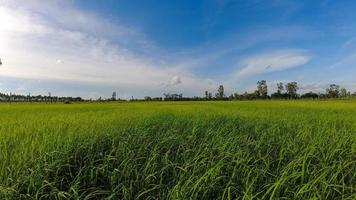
top-left (1, 0), bottom-right (356, 99)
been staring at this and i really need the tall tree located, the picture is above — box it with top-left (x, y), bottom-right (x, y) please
top-left (112, 91), bottom-right (117, 101)
top-left (285, 82), bottom-right (299, 99)
top-left (205, 91), bottom-right (209, 99)
top-left (277, 82), bottom-right (284, 94)
top-left (256, 80), bottom-right (268, 98)
top-left (208, 92), bottom-right (212, 99)
top-left (326, 84), bottom-right (340, 98)
top-left (216, 85), bottom-right (225, 99)
top-left (339, 88), bottom-right (348, 98)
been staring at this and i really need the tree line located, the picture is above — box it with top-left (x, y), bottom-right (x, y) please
top-left (148, 81), bottom-right (356, 101)
top-left (0, 81), bottom-right (355, 103)
top-left (0, 92), bottom-right (82, 103)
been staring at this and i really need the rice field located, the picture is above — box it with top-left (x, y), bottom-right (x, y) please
top-left (0, 100), bottom-right (355, 199)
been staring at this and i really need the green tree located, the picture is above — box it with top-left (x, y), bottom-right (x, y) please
top-left (112, 92), bottom-right (117, 101)
top-left (256, 80), bottom-right (268, 98)
top-left (285, 82), bottom-right (299, 99)
top-left (326, 84), bottom-right (340, 98)
top-left (205, 91), bottom-right (209, 99)
top-left (339, 88), bottom-right (348, 98)
top-left (205, 91), bottom-right (212, 100)
top-left (277, 82), bottom-right (284, 94)
top-left (216, 85), bottom-right (225, 99)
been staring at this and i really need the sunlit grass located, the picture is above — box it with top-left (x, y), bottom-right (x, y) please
top-left (0, 101), bottom-right (355, 199)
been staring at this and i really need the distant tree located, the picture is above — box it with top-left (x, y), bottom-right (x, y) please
top-left (205, 91), bottom-right (209, 99)
top-left (256, 80), bottom-right (268, 98)
top-left (112, 91), bottom-right (117, 101)
top-left (205, 91), bottom-right (213, 100)
top-left (326, 84), bottom-right (340, 98)
top-left (163, 93), bottom-right (184, 101)
top-left (277, 82), bottom-right (284, 94)
top-left (285, 82), bottom-right (299, 99)
top-left (271, 92), bottom-right (289, 99)
top-left (48, 92), bottom-right (52, 103)
top-left (318, 93), bottom-right (329, 99)
top-left (339, 88), bottom-right (348, 98)
top-left (163, 93), bottom-right (170, 100)
top-left (270, 82), bottom-right (286, 99)
top-left (216, 85), bottom-right (225, 99)
top-left (241, 91), bottom-right (259, 100)
top-left (179, 93), bottom-right (183, 99)
top-left (301, 92), bottom-right (319, 99)
top-left (0, 58), bottom-right (2, 66)
top-left (154, 97), bottom-right (163, 101)
top-left (144, 96), bottom-right (152, 101)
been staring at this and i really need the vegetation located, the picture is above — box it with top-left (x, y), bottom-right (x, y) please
top-left (2, 80), bottom-right (356, 103)
top-left (148, 81), bottom-right (356, 101)
top-left (0, 101), bottom-right (355, 199)
top-left (0, 92), bottom-right (82, 103)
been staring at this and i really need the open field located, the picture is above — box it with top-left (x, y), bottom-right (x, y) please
top-left (0, 101), bottom-right (355, 199)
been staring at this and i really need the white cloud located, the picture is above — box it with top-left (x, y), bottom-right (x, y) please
top-left (341, 37), bottom-right (356, 49)
top-left (0, 1), bottom-right (214, 96)
top-left (0, 1), bottom-right (318, 98)
top-left (299, 83), bottom-right (328, 92)
top-left (329, 54), bottom-right (356, 69)
top-left (56, 59), bottom-right (63, 65)
top-left (234, 50), bottom-right (309, 78)
top-left (170, 76), bottom-right (182, 85)
top-left (0, 6), bottom-right (49, 34)
top-left (16, 86), bottom-right (26, 91)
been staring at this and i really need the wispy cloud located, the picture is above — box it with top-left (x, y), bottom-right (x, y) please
top-left (341, 37), bottom-right (356, 49)
top-left (170, 76), bottom-right (182, 85)
top-left (233, 50), bottom-right (310, 79)
top-left (0, 1), bottom-right (216, 97)
top-left (329, 54), bottom-right (356, 69)
top-left (299, 83), bottom-right (329, 92)
top-left (1, 0), bottom-right (339, 98)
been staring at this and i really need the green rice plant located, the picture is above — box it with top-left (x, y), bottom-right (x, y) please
top-left (0, 101), bottom-right (355, 199)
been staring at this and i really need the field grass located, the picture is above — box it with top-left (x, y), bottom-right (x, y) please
top-left (0, 100), bottom-right (355, 199)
